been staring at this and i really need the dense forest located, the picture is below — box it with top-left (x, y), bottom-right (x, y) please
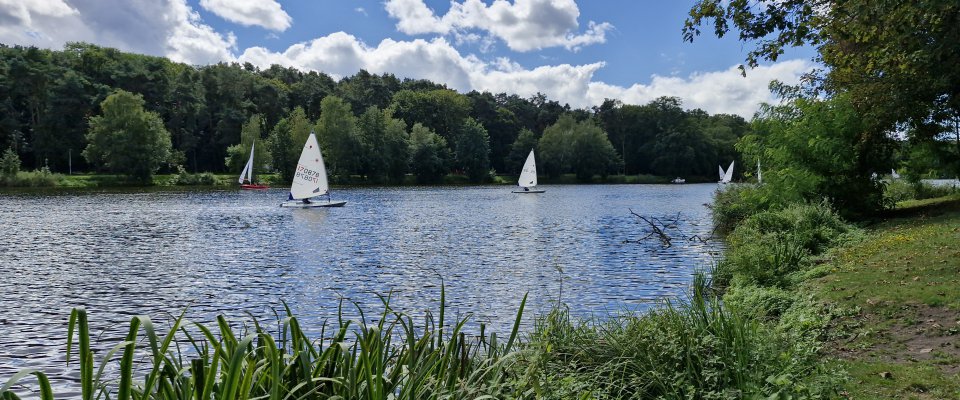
top-left (0, 42), bottom-right (748, 183)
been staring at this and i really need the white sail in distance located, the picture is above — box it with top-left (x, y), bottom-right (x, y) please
top-left (238, 141), bottom-right (255, 184)
top-left (718, 165), bottom-right (726, 181)
top-left (290, 133), bottom-right (329, 200)
top-left (722, 161), bottom-right (735, 183)
top-left (518, 149), bottom-right (538, 188)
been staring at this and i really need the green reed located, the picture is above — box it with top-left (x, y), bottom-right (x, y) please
top-left (1, 285), bottom-right (528, 400)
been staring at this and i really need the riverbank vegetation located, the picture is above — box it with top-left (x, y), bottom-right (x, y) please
top-left (2, 274), bottom-right (845, 400)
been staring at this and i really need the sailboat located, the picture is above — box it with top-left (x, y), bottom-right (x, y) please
top-left (239, 141), bottom-right (269, 189)
top-left (719, 161), bottom-right (734, 184)
top-left (280, 132), bottom-right (346, 208)
top-left (891, 169), bottom-right (901, 179)
top-left (512, 149), bottom-right (545, 193)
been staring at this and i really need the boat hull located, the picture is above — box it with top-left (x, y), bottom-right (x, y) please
top-left (512, 190), bottom-right (545, 194)
top-left (240, 184), bottom-right (270, 190)
top-left (280, 200), bottom-right (347, 208)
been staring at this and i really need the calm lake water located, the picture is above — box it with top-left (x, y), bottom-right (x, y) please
top-left (0, 184), bottom-right (721, 386)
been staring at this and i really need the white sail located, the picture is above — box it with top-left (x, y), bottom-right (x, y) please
top-left (718, 165), bottom-right (726, 181)
top-left (757, 159), bottom-right (762, 184)
top-left (722, 161), bottom-right (735, 183)
top-left (518, 149), bottom-right (538, 188)
top-left (891, 169), bottom-right (900, 179)
top-left (290, 132), bottom-right (329, 200)
top-left (238, 141), bottom-right (255, 184)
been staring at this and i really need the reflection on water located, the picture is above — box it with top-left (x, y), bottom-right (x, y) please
top-left (0, 184), bottom-right (721, 386)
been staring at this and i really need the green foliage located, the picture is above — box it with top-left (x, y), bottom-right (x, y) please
top-left (884, 179), bottom-right (960, 205)
top-left (316, 96), bottom-right (361, 181)
top-left (538, 115), bottom-right (620, 181)
top-left (0, 167), bottom-right (61, 187)
top-left (167, 166), bottom-right (220, 186)
top-left (0, 147), bottom-right (21, 176)
top-left (505, 128), bottom-right (537, 173)
top-left (83, 90), bottom-right (172, 183)
top-left (0, 44), bottom-right (747, 180)
top-left (719, 202), bottom-right (852, 288)
top-left (452, 118), bottom-right (491, 182)
top-left (224, 114), bottom-right (270, 180)
top-left (738, 95), bottom-right (891, 219)
top-left (357, 106), bottom-right (410, 183)
top-left (723, 284), bottom-right (797, 322)
top-left (267, 107), bottom-right (311, 183)
top-left (390, 89), bottom-right (470, 142)
top-left (408, 123), bottom-right (451, 184)
top-left (524, 275), bottom-right (841, 399)
top-left (685, 0), bottom-right (960, 180)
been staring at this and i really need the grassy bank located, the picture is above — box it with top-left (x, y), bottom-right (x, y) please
top-left (715, 190), bottom-right (960, 399)
top-left (807, 195), bottom-right (960, 398)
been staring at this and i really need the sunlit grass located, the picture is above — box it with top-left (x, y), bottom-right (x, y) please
top-left (804, 196), bottom-right (960, 399)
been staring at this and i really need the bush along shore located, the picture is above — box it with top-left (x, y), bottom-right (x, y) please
top-left (3, 191), bottom-right (958, 399)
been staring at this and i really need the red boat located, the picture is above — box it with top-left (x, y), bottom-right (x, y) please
top-left (240, 183), bottom-right (270, 190)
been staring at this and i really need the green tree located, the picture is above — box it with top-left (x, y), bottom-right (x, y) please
top-left (506, 128), bottom-right (538, 174)
top-left (315, 96), bottom-right (360, 180)
top-left (357, 106), bottom-right (409, 183)
top-left (268, 107), bottom-right (312, 183)
top-left (409, 123), bottom-right (451, 184)
top-left (453, 118), bottom-right (491, 182)
top-left (390, 89), bottom-right (470, 143)
top-left (0, 147), bottom-right (21, 177)
top-left (83, 90), bottom-right (172, 183)
top-left (224, 114), bottom-right (270, 179)
top-left (738, 95), bottom-right (888, 217)
top-left (684, 0), bottom-right (959, 173)
top-left (539, 114), bottom-right (620, 181)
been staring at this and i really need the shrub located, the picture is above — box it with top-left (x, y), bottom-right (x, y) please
top-left (719, 202), bottom-right (853, 288)
top-left (724, 284), bottom-right (796, 321)
top-left (711, 184), bottom-right (769, 232)
top-left (0, 167), bottom-right (61, 187)
top-left (524, 274), bottom-right (841, 399)
top-left (0, 147), bottom-right (21, 176)
top-left (168, 166), bottom-right (220, 185)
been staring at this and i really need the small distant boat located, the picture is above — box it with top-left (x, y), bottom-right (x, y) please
top-left (512, 149), bottom-right (545, 194)
top-left (671, 177), bottom-right (686, 184)
top-left (719, 161), bottom-right (734, 184)
top-left (239, 140), bottom-right (269, 189)
top-left (891, 169), bottom-right (901, 180)
top-left (280, 132), bottom-right (346, 208)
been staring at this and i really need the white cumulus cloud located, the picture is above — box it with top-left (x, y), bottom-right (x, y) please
top-left (586, 60), bottom-right (814, 117)
top-left (198, 0), bottom-right (291, 31)
top-left (0, 0), bottom-right (236, 65)
top-left (384, 0), bottom-right (612, 52)
top-left (239, 32), bottom-right (811, 117)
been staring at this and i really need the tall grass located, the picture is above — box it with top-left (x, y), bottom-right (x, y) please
top-left (521, 273), bottom-right (840, 399)
top-left (1, 286), bottom-right (528, 400)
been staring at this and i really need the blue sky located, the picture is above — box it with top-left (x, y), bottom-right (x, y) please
top-left (0, 0), bottom-right (816, 117)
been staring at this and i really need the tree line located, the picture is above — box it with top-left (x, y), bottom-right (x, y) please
top-left (0, 42), bottom-right (750, 183)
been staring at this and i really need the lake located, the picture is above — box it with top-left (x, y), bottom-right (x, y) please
top-left (0, 184), bottom-right (721, 383)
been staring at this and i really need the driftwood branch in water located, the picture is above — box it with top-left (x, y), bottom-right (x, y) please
top-left (629, 208), bottom-right (672, 247)
top-left (628, 209), bottom-right (715, 247)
